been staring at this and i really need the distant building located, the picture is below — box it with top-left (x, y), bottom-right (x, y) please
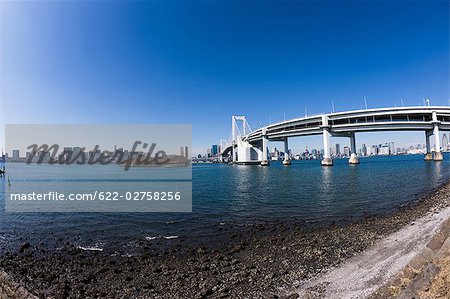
top-left (270, 147), bottom-right (280, 160)
top-left (12, 150), bottom-right (19, 161)
top-left (333, 143), bottom-right (340, 156)
top-left (370, 145), bottom-right (378, 156)
top-left (73, 147), bottom-right (82, 162)
top-left (211, 145), bottom-right (218, 156)
top-left (343, 146), bottom-right (350, 157)
top-left (379, 144), bottom-right (389, 155)
top-left (361, 144), bottom-right (367, 156)
top-left (397, 147), bottom-right (407, 154)
top-left (388, 142), bottom-right (395, 155)
top-left (180, 146), bottom-right (189, 158)
top-left (37, 151), bottom-right (50, 163)
top-left (89, 150), bottom-right (101, 161)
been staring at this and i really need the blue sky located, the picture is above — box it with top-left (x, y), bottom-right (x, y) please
top-left (0, 0), bottom-right (449, 155)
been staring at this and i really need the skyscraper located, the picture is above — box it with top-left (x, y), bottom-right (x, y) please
top-left (362, 144), bottom-right (367, 156)
top-left (333, 144), bottom-right (340, 156)
top-left (12, 150), bottom-right (19, 161)
top-left (211, 145), bottom-right (218, 156)
top-left (180, 146), bottom-right (189, 158)
top-left (388, 142), bottom-right (395, 155)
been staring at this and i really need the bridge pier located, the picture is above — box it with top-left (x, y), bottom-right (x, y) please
top-left (348, 133), bottom-right (359, 164)
top-left (424, 131), bottom-right (433, 161)
top-left (432, 111), bottom-right (443, 161)
top-left (282, 138), bottom-right (291, 165)
top-left (321, 116), bottom-right (333, 166)
top-left (261, 133), bottom-right (269, 166)
top-left (432, 113), bottom-right (443, 161)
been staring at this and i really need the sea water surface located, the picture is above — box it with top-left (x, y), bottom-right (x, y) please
top-left (0, 154), bottom-right (449, 251)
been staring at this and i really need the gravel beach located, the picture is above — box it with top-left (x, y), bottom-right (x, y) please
top-left (1, 182), bottom-right (449, 298)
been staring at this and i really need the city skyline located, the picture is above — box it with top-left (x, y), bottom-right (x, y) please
top-left (199, 135), bottom-right (449, 161)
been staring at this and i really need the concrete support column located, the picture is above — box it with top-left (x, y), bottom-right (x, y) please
top-left (261, 134), bottom-right (269, 166)
top-left (348, 133), bottom-right (359, 164)
top-left (432, 111), bottom-right (443, 161)
top-left (433, 124), bottom-right (443, 161)
top-left (321, 115), bottom-right (333, 166)
top-left (283, 138), bottom-right (291, 165)
top-left (424, 131), bottom-right (432, 161)
top-left (321, 129), bottom-right (333, 166)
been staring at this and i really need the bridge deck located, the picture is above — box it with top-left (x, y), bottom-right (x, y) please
top-left (245, 106), bottom-right (450, 142)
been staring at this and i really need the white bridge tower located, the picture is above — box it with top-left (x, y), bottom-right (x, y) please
top-left (231, 116), bottom-right (263, 164)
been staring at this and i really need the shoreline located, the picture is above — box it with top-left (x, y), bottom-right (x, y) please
top-left (282, 195), bottom-right (450, 298)
top-left (0, 182), bottom-right (449, 298)
top-left (370, 215), bottom-right (450, 298)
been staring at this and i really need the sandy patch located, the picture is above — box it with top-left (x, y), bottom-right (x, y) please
top-left (289, 206), bottom-right (450, 298)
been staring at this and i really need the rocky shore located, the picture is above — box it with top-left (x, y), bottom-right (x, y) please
top-left (368, 213), bottom-right (450, 298)
top-left (1, 182), bottom-right (449, 298)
